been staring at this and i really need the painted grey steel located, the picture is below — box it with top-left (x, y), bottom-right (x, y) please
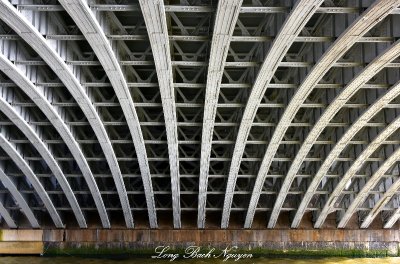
top-left (355, 146), bottom-right (400, 228)
top-left (59, 0), bottom-right (158, 228)
top-left (0, 0), bottom-right (128, 228)
top-left (0, 199), bottom-right (16, 228)
top-left (198, 0), bottom-right (243, 229)
top-left (222, 0), bottom-right (325, 229)
top-left (248, 0), bottom-right (400, 229)
top-left (139, 0), bottom-right (181, 228)
top-left (371, 186), bottom-right (400, 228)
top-left (291, 40), bottom-right (400, 228)
top-left (0, 130), bottom-right (63, 227)
top-left (337, 117), bottom-right (400, 228)
top-left (0, 51), bottom-right (109, 228)
top-left (0, 166), bottom-right (38, 228)
top-left (314, 80), bottom-right (400, 228)
top-left (0, 95), bottom-right (86, 227)
top-left (16, 4), bottom-right (400, 14)
top-left (0, 0), bottom-right (397, 229)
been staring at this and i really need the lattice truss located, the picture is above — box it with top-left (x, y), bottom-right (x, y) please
top-left (0, 0), bottom-right (397, 229)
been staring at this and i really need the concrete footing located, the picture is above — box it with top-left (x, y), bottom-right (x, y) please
top-left (0, 229), bottom-right (399, 256)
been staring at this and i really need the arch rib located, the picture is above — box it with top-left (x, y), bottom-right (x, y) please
top-left (59, 0), bottom-right (157, 228)
top-left (224, 0), bottom-right (324, 229)
top-left (370, 180), bottom-right (400, 228)
top-left (0, 166), bottom-right (38, 228)
top-left (0, 199), bottom-right (16, 228)
top-left (244, 0), bottom-right (399, 229)
top-left (290, 40), bottom-right (400, 228)
top-left (139, 0), bottom-right (181, 228)
top-left (198, 0), bottom-right (243, 229)
top-left (0, 51), bottom-right (109, 227)
top-left (314, 80), bottom-right (400, 228)
top-left (0, 0), bottom-right (130, 228)
top-left (353, 147), bottom-right (400, 228)
top-left (0, 95), bottom-right (86, 227)
top-left (0, 130), bottom-right (63, 228)
top-left (338, 117), bottom-right (400, 228)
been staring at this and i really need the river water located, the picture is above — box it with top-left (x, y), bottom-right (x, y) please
top-left (1, 257), bottom-right (400, 264)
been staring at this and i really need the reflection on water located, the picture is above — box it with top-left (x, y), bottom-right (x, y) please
top-left (1, 257), bottom-right (400, 264)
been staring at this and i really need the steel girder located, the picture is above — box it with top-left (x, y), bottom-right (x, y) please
top-left (0, 32), bottom-right (109, 227)
top-left (0, 165), bottom-right (38, 228)
top-left (0, 199), bottom-right (16, 228)
top-left (0, 52), bottom-right (110, 228)
top-left (314, 80), bottom-right (400, 228)
top-left (0, 94), bottom-right (86, 227)
top-left (198, 0), bottom-right (242, 229)
top-left (362, 170), bottom-right (400, 228)
top-left (59, 0), bottom-right (158, 228)
top-left (0, 0), bottom-right (133, 228)
top-left (0, 129), bottom-right (63, 227)
top-left (338, 117), bottom-right (400, 228)
top-left (218, 0), bottom-right (324, 229)
top-left (138, 0), bottom-right (182, 228)
top-left (0, 0), bottom-right (398, 229)
top-left (291, 40), bottom-right (400, 228)
top-left (257, 0), bottom-right (400, 229)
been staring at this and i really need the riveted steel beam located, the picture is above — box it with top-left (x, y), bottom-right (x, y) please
top-left (0, 164), bottom-right (38, 228)
top-left (17, 4), bottom-right (400, 15)
top-left (337, 118), bottom-right (400, 228)
top-left (59, 0), bottom-right (158, 228)
top-left (313, 80), bottom-right (400, 228)
top-left (245, 0), bottom-right (400, 229)
top-left (0, 49), bottom-right (109, 228)
top-left (0, 0), bottom-right (132, 228)
top-left (221, 0), bottom-right (325, 229)
top-left (139, 0), bottom-right (181, 228)
top-left (0, 94), bottom-right (86, 228)
top-left (374, 188), bottom-right (400, 228)
top-left (355, 147), bottom-right (400, 228)
top-left (198, 0), bottom-right (243, 229)
top-left (290, 40), bottom-right (400, 228)
top-left (0, 129), bottom-right (63, 227)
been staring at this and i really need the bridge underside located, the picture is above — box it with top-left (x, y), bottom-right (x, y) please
top-left (0, 0), bottom-right (399, 230)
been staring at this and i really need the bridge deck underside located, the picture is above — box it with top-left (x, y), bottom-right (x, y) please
top-left (0, 0), bottom-right (398, 229)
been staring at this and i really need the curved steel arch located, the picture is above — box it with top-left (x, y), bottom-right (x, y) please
top-left (372, 182), bottom-right (400, 228)
top-left (338, 117), bottom-right (400, 228)
top-left (198, 0), bottom-right (243, 229)
top-left (0, 95), bottom-right (86, 228)
top-left (290, 40), bottom-right (400, 228)
top-left (59, 0), bottom-right (157, 228)
top-left (245, 0), bottom-right (399, 229)
top-left (139, 0), bottom-right (181, 228)
top-left (383, 204), bottom-right (400, 228)
top-left (223, 0), bottom-right (325, 229)
top-left (353, 147), bottom-right (400, 228)
top-left (0, 53), bottom-right (109, 228)
top-left (0, 200), bottom-right (16, 228)
top-left (0, 166), bottom-right (38, 228)
top-left (0, 0), bottom-right (131, 228)
top-left (0, 130), bottom-right (63, 228)
top-left (313, 80), bottom-right (400, 228)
